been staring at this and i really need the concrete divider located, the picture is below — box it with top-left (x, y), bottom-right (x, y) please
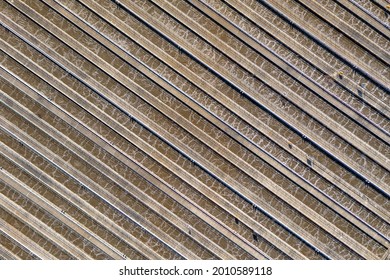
top-left (0, 242), bottom-right (21, 260)
top-left (112, 0), bottom-right (390, 193)
top-left (0, 90), bottom-right (235, 260)
top-left (336, 0), bottom-right (390, 37)
top-left (0, 166), bottom-right (121, 260)
top-left (2, 0), bottom-right (386, 258)
top-left (0, 116), bottom-right (193, 259)
top-left (297, 0), bottom-right (389, 60)
top-left (0, 185), bottom-right (89, 259)
top-left (0, 216), bottom-right (56, 259)
top-left (221, 0), bottom-right (389, 118)
top-left (261, 0), bottom-right (390, 90)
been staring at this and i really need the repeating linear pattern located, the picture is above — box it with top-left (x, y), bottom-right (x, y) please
top-left (0, 0), bottom-right (389, 259)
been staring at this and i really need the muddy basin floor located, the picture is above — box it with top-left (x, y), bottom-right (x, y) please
top-left (0, 0), bottom-right (389, 260)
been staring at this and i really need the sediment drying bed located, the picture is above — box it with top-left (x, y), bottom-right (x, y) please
top-left (0, 0), bottom-right (389, 260)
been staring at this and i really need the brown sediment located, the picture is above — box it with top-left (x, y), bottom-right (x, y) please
top-left (0, 0), bottom-right (388, 260)
top-left (0, 224), bottom-right (40, 260)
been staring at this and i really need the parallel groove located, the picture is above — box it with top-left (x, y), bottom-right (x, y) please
top-left (0, 0), bottom-right (388, 259)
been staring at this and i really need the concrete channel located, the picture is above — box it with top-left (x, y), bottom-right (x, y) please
top-left (0, 19), bottom-right (342, 260)
top-left (0, 45), bottom-right (282, 258)
top-left (0, 0), bottom-right (388, 259)
top-left (0, 3), bottom-right (304, 258)
top-left (0, 93), bottom-right (235, 260)
top-left (0, 69), bottom-right (260, 259)
top-left (258, 0), bottom-right (389, 90)
top-left (218, 0), bottom-right (389, 117)
top-left (111, 0), bottom-right (389, 191)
